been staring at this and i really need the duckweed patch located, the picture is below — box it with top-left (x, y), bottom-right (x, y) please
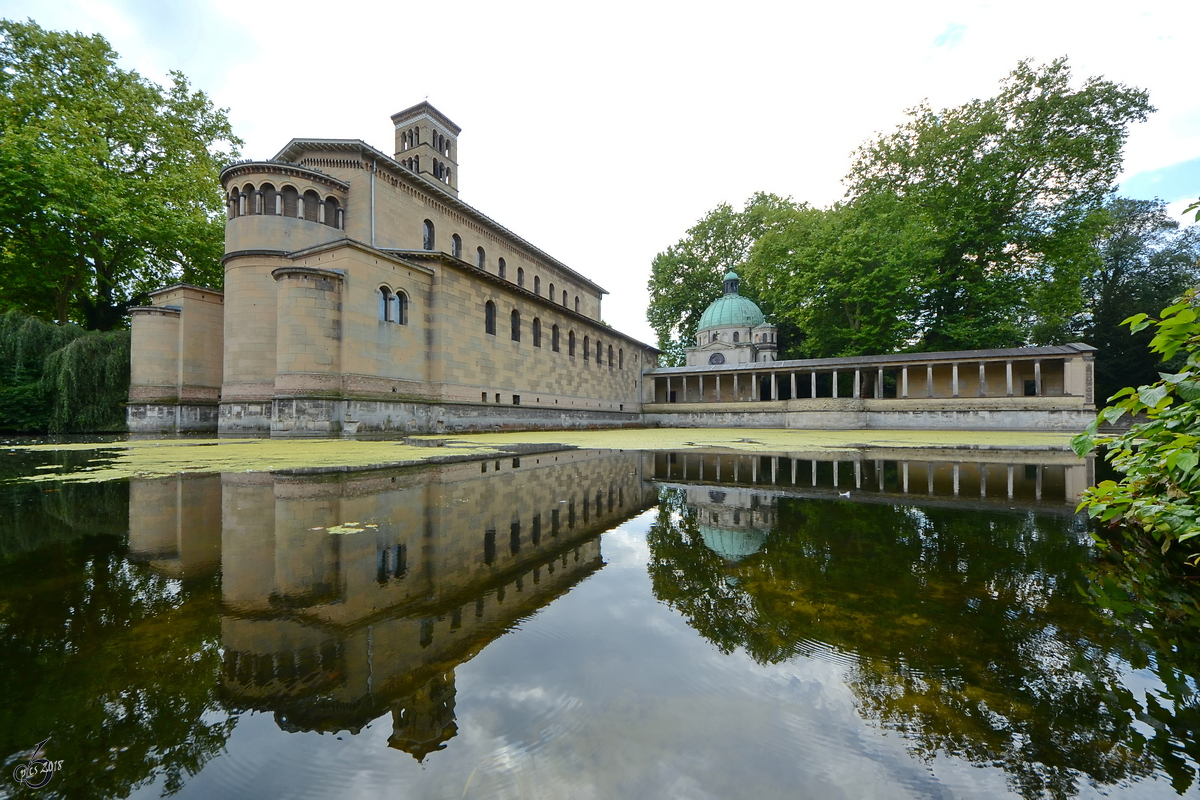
top-left (8, 427), bottom-right (1076, 483)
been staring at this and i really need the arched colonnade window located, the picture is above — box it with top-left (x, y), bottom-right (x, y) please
top-left (229, 182), bottom-right (343, 229)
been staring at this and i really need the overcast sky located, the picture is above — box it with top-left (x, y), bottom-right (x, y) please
top-left (5, 0), bottom-right (1199, 342)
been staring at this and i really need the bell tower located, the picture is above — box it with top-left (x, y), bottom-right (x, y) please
top-left (391, 101), bottom-right (461, 197)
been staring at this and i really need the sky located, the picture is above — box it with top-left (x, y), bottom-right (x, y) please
top-left (4, 0), bottom-right (1199, 343)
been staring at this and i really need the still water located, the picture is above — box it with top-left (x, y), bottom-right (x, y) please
top-left (1, 445), bottom-right (1197, 799)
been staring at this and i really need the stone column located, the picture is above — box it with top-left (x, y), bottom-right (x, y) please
top-left (926, 365), bottom-right (933, 397)
top-left (733, 374), bottom-right (739, 400)
top-left (902, 367), bottom-right (909, 399)
top-left (811, 372), bottom-right (817, 398)
top-left (979, 362), bottom-right (987, 396)
top-left (667, 376), bottom-right (672, 403)
top-left (902, 461), bottom-right (909, 493)
top-left (790, 372), bottom-right (797, 399)
top-left (1006, 361), bottom-right (1014, 396)
top-left (716, 374), bottom-right (721, 402)
top-left (952, 363), bottom-right (960, 397)
top-left (698, 374), bottom-right (704, 401)
top-left (877, 368), bottom-right (884, 399)
top-left (1034, 360), bottom-right (1042, 396)
top-left (1007, 465), bottom-right (1014, 498)
top-left (833, 371), bottom-right (839, 399)
top-left (953, 463), bottom-right (960, 495)
top-left (853, 370), bottom-right (861, 399)
top-left (771, 372), bottom-right (777, 401)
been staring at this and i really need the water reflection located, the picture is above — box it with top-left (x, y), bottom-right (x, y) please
top-left (128, 449), bottom-right (655, 762)
top-left (5, 445), bottom-right (1200, 798)
top-left (646, 449), bottom-right (1198, 798)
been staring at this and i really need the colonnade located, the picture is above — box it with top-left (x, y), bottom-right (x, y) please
top-left (649, 345), bottom-right (1095, 406)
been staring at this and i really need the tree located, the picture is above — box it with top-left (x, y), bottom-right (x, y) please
top-left (646, 193), bottom-right (795, 365)
top-left (846, 58), bottom-right (1153, 351)
top-left (743, 194), bottom-right (928, 357)
top-left (0, 19), bottom-right (241, 329)
top-left (1073, 289), bottom-right (1200, 561)
top-left (1076, 196), bottom-right (1200, 402)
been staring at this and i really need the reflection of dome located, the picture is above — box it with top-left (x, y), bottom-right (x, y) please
top-left (697, 271), bottom-right (764, 330)
top-left (699, 525), bottom-right (767, 562)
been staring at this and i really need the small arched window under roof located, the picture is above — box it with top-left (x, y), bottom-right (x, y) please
top-left (423, 219), bottom-right (435, 251)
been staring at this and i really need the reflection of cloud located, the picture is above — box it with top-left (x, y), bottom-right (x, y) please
top-left (933, 23), bottom-right (967, 48)
top-left (1120, 157), bottom-right (1200, 204)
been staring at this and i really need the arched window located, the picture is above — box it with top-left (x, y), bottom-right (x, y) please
top-left (552, 324), bottom-right (560, 352)
top-left (303, 190), bottom-right (320, 222)
top-left (596, 340), bottom-right (602, 363)
top-left (517, 267), bottom-right (525, 288)
top-left (511, 309), bottom-right (521, 341)
top-left (281, 185), bottom-right (299, 218)
top-left (498, 258), bottom-right (507, 279)
top-left (608, 345), bottom-right (614, 368)
top-left (379, 287), bottom-right (392, 321)
top-left (584, 336), bottom-right (590, 362)
top-left (534, 276), bottom-right (541, 296)
top-left (423, 219), bottom-right (435, 251)
top-left (477, 246), bottom-right (486, 269)
top-left (619, 348), bottom-right (624, 369)
top-left (413, 155), bottom-right (419, 172)
top-left (445, 168), bottom-right (451, 185)
top-left (324, 196), bottom-right (339, 228)
top-left (574, 296), bottom-right (580, 313)
top-left (549, 283), bottom-right (555, 302)
top-left (733, 331), bottom-right (739, 342)
top-left (396, 292), bottom-right (408, 325)
top-left (562, 290), bottom-right (568, 306)
top-left (485, 301), bottom-right (496, 335)
top-left (532, 318), bottom-right (541, 347)
top-left (242, 184), bottom-right (255, 216)
top-left (451, 234), bottom-right (462, 259)
top-left (568, 331), bottom-right (575, 357)
top-left (260, 183), bottom-right (277, 216)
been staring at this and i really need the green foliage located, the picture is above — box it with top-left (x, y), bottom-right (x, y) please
top-left (0, 309), bottom-right (128, 432)
top-left (0, 19), bottom-right (240, 328)
top-left (1073, 288), bottom-right (1200, 560)
top-left (650, 59), bottom-right (1160, 360)
top-left (646, 193), bottom-right (797, 365)
top-left (845, 58), bottom-right (1151, 351)
top-left (1077, 197), bottom-right (1200, 402)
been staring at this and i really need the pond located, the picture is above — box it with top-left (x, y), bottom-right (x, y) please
top-left (1, 444), bottom-right (1198, 799)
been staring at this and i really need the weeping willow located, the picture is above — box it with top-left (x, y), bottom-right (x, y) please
top-left (0, 309), bottom-right (129, 432)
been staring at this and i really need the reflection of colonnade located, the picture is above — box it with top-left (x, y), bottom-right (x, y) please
top-left (650, 449), bottom-right (1094, 512)
top-left (126, 449), bottom-right (655, 760)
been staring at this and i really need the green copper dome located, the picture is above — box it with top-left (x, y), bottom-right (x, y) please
top-left (698, 278), bottom-right (765, 331)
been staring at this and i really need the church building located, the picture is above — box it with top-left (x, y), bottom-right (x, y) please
top-left (127, 102), bottom-right (658, 435)
top-left (684, 271), bottom-right (777, 366)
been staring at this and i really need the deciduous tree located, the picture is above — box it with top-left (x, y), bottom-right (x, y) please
top-left (0, 19), bottom-right (241, 328)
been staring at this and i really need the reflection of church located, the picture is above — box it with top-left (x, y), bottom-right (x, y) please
top-left (126, 449), bottom-right (656, 761)
top-left (685, 486), bottom-right (775, 563)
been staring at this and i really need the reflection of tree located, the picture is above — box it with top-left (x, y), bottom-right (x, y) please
top-left (647, 487), bottom-right (1189, 799)
top-left (0, 521), bottom-right (232, 798)
top-left (1084, 541), bottom-right (1200, 795)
